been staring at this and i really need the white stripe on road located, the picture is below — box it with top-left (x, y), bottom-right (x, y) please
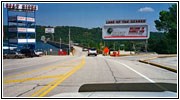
top-left (117, 62), bottom-right (155, 83)
top-left (102, 57), bottom-right (155, 83)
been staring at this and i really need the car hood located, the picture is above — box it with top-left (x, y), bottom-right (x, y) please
top-left (52, 91), bottom-right (177, 97)
top-left (52, 83), bottom-right (177, 97)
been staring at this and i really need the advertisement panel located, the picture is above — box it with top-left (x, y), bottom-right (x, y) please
top-left (102, 24), bottom-right (149, 40)
top-left (4, 3), bottom-right (38, 11)
top-left (8, 28), bottom-right (35, 33)
top-left (18, 28), bottom-right (27, 32)
top-left (27, 28), bottom-right (35, 32)
top-left (8, 16), bottom-right (35, 22)
top-left (45, 28), bottom-right (54, 33)
top-left (17, 16), bottom-right (26, 21)
top-left (18, 39), bottom-right (36, 43)
top-left (27, 17), bottom-right (35, 22)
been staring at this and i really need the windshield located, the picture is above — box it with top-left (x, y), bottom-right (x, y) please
top-left (90, 48), bottom-right (96, 50)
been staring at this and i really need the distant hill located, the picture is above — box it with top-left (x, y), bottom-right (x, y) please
top-left (3, 25), bottom-right (167, 53)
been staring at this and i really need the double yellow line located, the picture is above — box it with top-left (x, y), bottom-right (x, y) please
top-left (29, 56), bottom-right (86, 97)
top-left (4, 75), bottom-right (64, 84)
top-left (3, 56), bottom-right (86, 97)
top-left (4, 58), bottom-right (81, 80)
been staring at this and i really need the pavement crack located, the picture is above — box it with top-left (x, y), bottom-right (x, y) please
top-left (16, 84), bottom-right (40, 97)
top-left (104, 59), bottom-right (117, 83)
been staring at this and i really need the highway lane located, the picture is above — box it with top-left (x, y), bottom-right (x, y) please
top-left (3, 46), bottom-right (177, 97)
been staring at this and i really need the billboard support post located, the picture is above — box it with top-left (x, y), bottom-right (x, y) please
top-left (145, 40), bottom-right (148, 52)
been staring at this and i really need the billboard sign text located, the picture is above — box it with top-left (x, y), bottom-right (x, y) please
top-left (4, 3), bottom-right (38, 11)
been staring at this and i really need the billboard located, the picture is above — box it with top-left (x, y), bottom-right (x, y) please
top-left (102, 19), bottom-right (149, 40)
top-left (45, 28), bottom-right (54, 33)
top-left (4, 3), bottom-right (38, 11)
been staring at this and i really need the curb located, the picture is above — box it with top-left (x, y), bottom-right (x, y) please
top-left (139, 55), bottom-right (177, 73)
top-left (110, 53), bottom-right (156, 57)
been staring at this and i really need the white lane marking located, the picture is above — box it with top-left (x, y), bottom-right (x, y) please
top-left (101, 56), bottom-right (155, 83)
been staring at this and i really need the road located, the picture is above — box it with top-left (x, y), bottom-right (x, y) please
top-left (3, 46), bottom-right (177, 97)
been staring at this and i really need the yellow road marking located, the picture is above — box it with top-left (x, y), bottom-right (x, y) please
top-left (38, 56), bottom-right (85, 97)
top-left (29, 77), bottom-right (63, 97)
top-left (3, 75), bottom-right (64, 84)
top-left (3, 59), bottom-right (81, 80)
top-left (44, 65), bottom-right (76, 69)
top-left (30, 56), bottom-right (86, 97)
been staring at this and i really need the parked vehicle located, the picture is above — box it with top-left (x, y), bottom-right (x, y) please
top-left (34, 50), bottom-right (44, 56)
top-left (20, 49), bottom-right (39, 57)
top-left (82, 47), bottom-right (88, 51)
top-left (88, 48), bottom-right (97, 56)
top-left (3, 51), bottom-right (25, 59)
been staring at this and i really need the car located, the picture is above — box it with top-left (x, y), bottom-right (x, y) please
top-left (3, 51), bottom-right (25, 59)
top-left (35, 49), bottom-right (44, 56)
top-left (88, 48), bottom-right (97, 56)
top-left (20, 49), bottom-right (39, 57)
top-left (82, 47), bottom-right (88, 51)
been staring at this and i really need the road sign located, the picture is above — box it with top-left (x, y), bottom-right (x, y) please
top-left (104, 47), bottom-right (109, 54)
top-left (45, 28), bottom-right (54, 33)
top-left (99, 42), bottom-right (103, 46)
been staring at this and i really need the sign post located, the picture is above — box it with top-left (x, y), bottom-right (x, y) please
top-left (60, 37), bottom-right (62, 51)
top-left (69, 28), bottom-right (71, 55)
top-left (45, 28), bottom-right (54, 41)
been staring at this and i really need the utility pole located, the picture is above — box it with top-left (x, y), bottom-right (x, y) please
top-left (59, 37), bottom-right (61, 51)
top-left (104, 41), bottom-right (105, 47)
top-left (114, 41), bottom-right (116, 50)
top-left (69, 27), bottom-right (71, 55)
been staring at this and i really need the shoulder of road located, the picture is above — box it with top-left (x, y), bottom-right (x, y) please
top-left (138, 54), bottom-right (177, 73)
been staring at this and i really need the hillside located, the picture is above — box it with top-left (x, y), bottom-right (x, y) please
top-left (3, 25), bottom-right (166, 53)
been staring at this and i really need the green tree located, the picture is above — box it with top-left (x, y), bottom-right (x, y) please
top-left (154, 4), bottom-right (177, 54)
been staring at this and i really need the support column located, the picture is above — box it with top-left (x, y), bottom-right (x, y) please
top-left (145, 40), bottom-right (148, 52)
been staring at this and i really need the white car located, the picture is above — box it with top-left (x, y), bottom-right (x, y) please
top-left (88, 48), bottom-right (97, 56)
top-left (35, 51), bottom-right (43, 56)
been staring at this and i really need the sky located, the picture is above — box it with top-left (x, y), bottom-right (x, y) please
top-left (3, 3), bottom-right (174, 32)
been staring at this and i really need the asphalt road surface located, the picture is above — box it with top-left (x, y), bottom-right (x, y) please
top-left (3, 46), bottom-right (177, 97)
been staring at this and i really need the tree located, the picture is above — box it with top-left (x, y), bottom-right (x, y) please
top-left (155, 4), bottom-right (177, 35)
top-left (154, 4), bottom-right (177, 54)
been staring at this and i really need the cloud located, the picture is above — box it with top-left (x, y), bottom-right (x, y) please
top-left (138, 7), bottom-right (154, 12)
